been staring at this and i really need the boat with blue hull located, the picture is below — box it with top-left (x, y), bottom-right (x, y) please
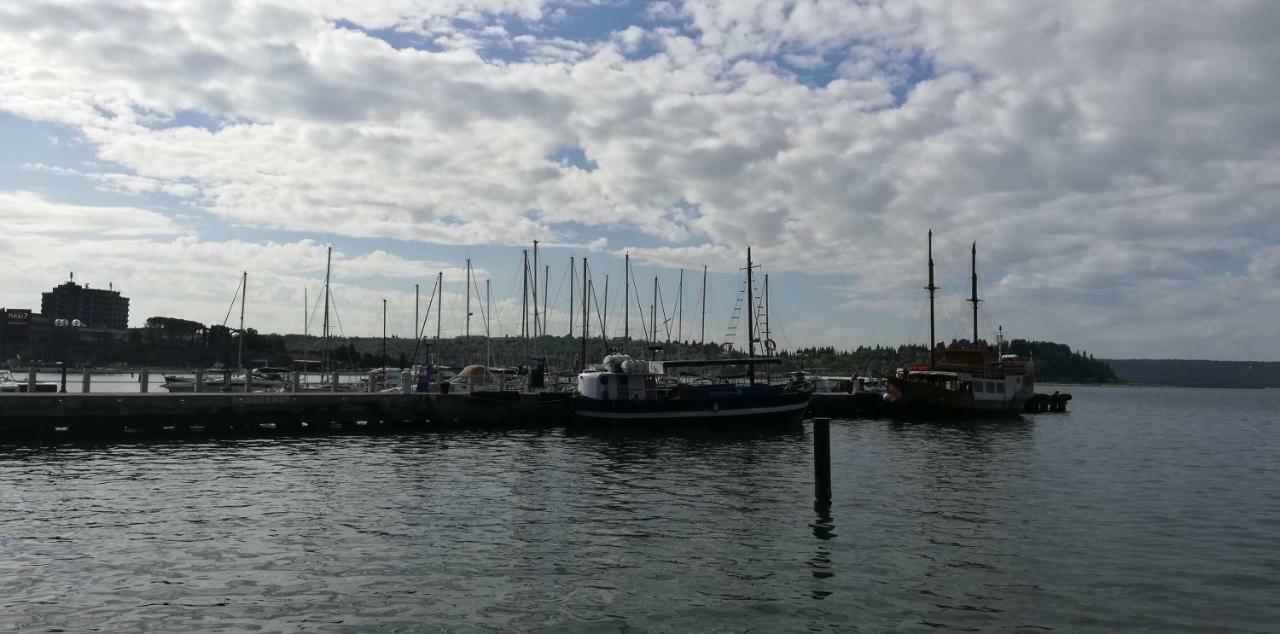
top-left (571, 357), bottom-right (813, 428)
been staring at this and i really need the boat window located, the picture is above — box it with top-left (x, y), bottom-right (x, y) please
top-left (974, 381), bottom-right (985, 393)
top-left (996, 382), bottom-right (1005, 393)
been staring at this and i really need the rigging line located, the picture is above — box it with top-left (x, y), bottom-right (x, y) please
top-left (589, 279), bottom-right (607, 338)
top-left (410, 275), bottom-right (441, 364)
top-left (656, 278), bottom-right (673, 341)
top-left (630, 267), bottom-right (651, 341)
top-left (221, 275), bottom-right (244, 328)
top-left (550, 258), bottom-right (570, 324)
top-left (326, 288), bottom-right (359, 369)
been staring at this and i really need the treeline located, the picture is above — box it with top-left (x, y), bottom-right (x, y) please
top-left (9, 313), bottom-right (1119, 384)
top-left (1105, 359), bottom-right (1280, 388)
top-left (781, 339), bottom-right (1119, 383)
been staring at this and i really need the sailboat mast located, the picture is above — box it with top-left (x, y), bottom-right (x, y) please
top-left (968, 241), bottom-right (980, 346)
top-left (238, 270), bottom-right (247, 370)
top-left (927, 230), bottom-right (938, 368)
top-left (623, 253), bottom-right (630, 347)
top-left (569, 257), bottom-right (575, 337)
top-left (581, 258), bottom-right (589, 368)
top-left (465, 259), bottom-right (472, 337)
top-left (486, 278), bottom-right (492, 368)
top-left (520, 250), bottom-right (528, 339)
top-left (381, 298), bottom-right (387, 380)
top-left (304, 287), bottom-right (308, 337)
top-left (677, 269), bottom-right (683, 343)
top-left (651, 276), bottom-right (658, 345)
top-left (764, 273), bottom-right (770, 357)
top-left (543, 264), bottom-right (549, 338)
top-left (602, 275), bottom-right (609, 347)
top-left (532, 241), bottom-right (540, 338)
top-left (435, 272), bottom-right (442, 340)
top-left (700, 265), bottom-right (707, 346)
top-left (414, 283), bottom-right (420, 341)
top-left (322, 247), bottom-right (332, 372)
top-left (745, 248), bottom-right (755, 385)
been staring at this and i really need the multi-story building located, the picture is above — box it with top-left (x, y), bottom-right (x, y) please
top-left (40, 277), bottom-right (130, 329)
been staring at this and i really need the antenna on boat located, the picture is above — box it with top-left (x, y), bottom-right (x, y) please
top-left (926, 230), bottom-right (938, 369)
top-left (968, 241), bottom-right (981, 348)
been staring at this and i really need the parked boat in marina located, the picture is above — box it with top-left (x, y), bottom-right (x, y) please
top-left (805, 373), bottom-right (891, 419)
top-left (570, 248), bottom-right (813, 428)
top-left (886, 235), bottom-right (1034, 417)
top-left (0, 370), bottom-right (59, 393)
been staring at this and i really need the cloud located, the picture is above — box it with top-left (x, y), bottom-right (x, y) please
top-left (0, 0), bottom-right (1278, 358)
top-left (0, 190), bottom-right (181, 237)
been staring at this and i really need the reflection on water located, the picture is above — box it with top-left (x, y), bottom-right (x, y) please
top-left (1, 385), bottom-right (1278, 631)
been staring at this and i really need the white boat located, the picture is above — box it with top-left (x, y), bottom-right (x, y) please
top-left (0, 370), bottom-right (59, 393)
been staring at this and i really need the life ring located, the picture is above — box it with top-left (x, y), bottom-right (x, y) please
top-left (764, 339), bottom-right (777, 352)
top-left (720, 342), bottom-right (733, 353)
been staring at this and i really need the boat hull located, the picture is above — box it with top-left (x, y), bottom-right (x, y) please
top-left (807, 392), bottom-right (892, 419)
top-left (431, 390), bottom-right (573, 426)
top-left (570, 388), bottom-right (812, 428)
top-left (888, 377), bottom-right (1027, 418)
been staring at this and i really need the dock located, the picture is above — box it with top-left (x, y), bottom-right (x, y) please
top-left (0, 392), bottom-right (433, 437)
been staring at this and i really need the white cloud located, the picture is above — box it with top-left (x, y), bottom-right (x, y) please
top-left (1, 0), bottom-right (1278, 358)
top-left (0, 190), bottom-right (181, 237)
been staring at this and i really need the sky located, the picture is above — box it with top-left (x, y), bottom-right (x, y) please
top-left (1, 0), bottom-right (1277, 361)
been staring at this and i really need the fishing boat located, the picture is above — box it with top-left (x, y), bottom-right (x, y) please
top-left (886, 234), bottom-right (1034, 416)
top-left (570, 248), bottom-right (813, 428)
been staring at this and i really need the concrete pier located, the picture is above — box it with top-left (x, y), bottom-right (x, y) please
top-left (0, 392), bottom-right (433, 437)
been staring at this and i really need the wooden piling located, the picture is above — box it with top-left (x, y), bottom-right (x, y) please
top-left (331, 371), bottom-right (340, 393)
top-left (813, 417), bottom-right (832, 504)
top-left (27, 367), bottom-right (36, 392)
top-left (82, 370), bottom-right (91, 394)
top-left (139, 369), bottom-right (150, 393)
top-left (195, 369), bottom-right (205, 393)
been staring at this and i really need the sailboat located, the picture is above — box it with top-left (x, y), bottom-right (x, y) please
top-left (886, 233), bottom-right (1035, 416)
top-left (569, 248), bottom-right (813, 427)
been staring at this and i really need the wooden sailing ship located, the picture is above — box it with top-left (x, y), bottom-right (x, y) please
top-left (887, 233), bottom-right (1035, 416)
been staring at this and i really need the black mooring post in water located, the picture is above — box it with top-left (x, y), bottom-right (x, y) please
top-left (814, 418), bottom-right (832, 504)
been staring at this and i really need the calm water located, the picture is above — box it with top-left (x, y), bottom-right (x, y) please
top-left (1, 385), bottom-right (1277, 632)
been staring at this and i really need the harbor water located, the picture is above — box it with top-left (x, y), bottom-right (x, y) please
top-left (1, 385), bottom-right (1277, 631)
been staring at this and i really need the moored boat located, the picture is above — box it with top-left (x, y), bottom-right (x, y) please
top-left (886, 234), bottom-right (1035, 417)
top-left (571, 355), bottom-right (813, 428)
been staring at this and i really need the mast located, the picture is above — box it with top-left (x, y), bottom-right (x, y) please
top-left (764, 273), bottom-right (770, 357)
top-left (520, 250), bottom-right (529, 339)
top-left (745, 248), bottom-right (756, 385)
top-left (623, 252), bottom-right (630, 347)
top-left (435, 271), bottom-right (442, 340)
top-left (700, 264), bottom-right (707, 346)
top-left (927, 230), bottom-right (938, 368)
top-left (485, 279), bottom-right (492, 368)
top-left (581, 258), bottom-right (589, 369)
top-left (237, 270), bottom-right (247, 370)
top-left (543, 264), bottom-right (549, 338)
top-left (532, 240), bottom-right (540, 338)
top-left (677, 268), bottom-right (684, 343)
top-left (304, 287), bottom-right (308, 337)
top-left (381, 298), bottom-right (387, 382)
top-left (414, 283), bottom-right (420, 341)
top-left (322, 247), bottom-right (332, 372)
top-left (968, 241), bottom-right (980, 347)
top-left (651, 276), bottom-right (658, 345)
top-left (569, 257), bottom-right (575, 337)
top-left (465, 258), bottom-right (472, 337)
top-left (602, 275), bottom-right (609, 347)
